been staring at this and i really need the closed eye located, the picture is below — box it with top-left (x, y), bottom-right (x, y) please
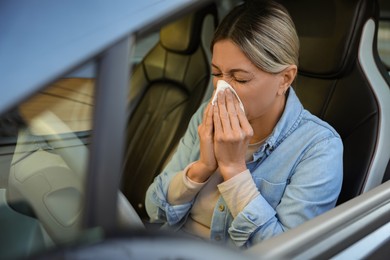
top-left (236, 79), bottom-right (248, 83)
top-left (235, 78), bottom-right (250, 84)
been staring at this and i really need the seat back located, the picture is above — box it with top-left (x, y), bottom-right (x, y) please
top-left (279, 0), bottom-right (390, 204)
top-left (122, 4), bottom-right (218, 218)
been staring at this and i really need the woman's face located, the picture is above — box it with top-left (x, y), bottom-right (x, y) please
top-left (211, 39), bottom-right (286, 122)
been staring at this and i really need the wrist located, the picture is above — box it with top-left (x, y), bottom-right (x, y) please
top-left (187, 161), bottom-right (215, 183)
top-left (219, 163), bottom-right (247, 181)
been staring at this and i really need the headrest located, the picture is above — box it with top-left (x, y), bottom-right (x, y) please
top-left (160, 4), bottom-right (218, 54)
top-left (278, 0), bottom-right (378, 78)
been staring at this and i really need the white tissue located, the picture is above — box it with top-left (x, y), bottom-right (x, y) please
top-left (211, 80), bottom-right (245, 112)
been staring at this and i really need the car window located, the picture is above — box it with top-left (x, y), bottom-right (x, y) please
top-left (130, 32), bottom-right (159, 67)
top-left (0, 61), bottom-right (96, 259)
top-left (19, 78), bottom-right (94, 134)
top-left (378, 21), bottom-right (390, 70)
top-left (378, 0), bottom-right (390, 71)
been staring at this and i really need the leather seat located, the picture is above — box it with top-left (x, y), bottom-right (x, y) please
top-left (278, 0), bottom-right (390, 204)
top-left (122, 4), bottom-right (218, 219)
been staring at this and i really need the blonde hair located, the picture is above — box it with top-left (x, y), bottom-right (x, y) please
top-left (211, 0), bottom-right (299, 74)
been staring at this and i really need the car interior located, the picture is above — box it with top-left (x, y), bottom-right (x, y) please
top-left (122, 0), bottom-right (390, 224)
top-left (279, 0), bottom-right (390, 205)
top-left (0, 0), bottom-right (390, 259)
top-left (121, 2), bottom-right (218, 220)
top-left (251, 0), bottom-right (390, 257)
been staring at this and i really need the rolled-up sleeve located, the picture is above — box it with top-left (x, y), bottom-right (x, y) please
top-left (227, 136), bottom-right (343, 248)
top-left (217, 170), bottom-right (259, 218)
top-left (167, 163), bottom-right (207, 205)
top-left (229, 195), bottom-right (279, 247)
top-left (146, 172), bottom-right (193, 225)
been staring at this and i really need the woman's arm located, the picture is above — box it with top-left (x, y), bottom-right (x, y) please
top-left (228, 136), bottom-right (343, 248)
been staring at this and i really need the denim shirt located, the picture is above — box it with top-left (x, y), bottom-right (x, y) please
top-left (145, 87), bottom-right (343, 249)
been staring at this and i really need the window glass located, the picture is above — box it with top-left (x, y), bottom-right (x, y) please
top-left (378, 20), bottom-right (390, 69)
top-left (130, 32), bottom-right (159, 67)
top-left (0, 61), bottom-right (96, 259)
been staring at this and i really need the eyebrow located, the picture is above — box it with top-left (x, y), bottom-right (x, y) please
top-left (211, 63), bottom-right (252, 74)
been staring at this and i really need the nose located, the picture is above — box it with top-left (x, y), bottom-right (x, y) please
top-left (213, 75), bottom-right (233, 89)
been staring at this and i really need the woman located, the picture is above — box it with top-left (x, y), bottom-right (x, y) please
top-left (145, 0), bottom-right (343, 249)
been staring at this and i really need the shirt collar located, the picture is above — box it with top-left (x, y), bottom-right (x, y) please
top-left (253, 87), bottom-right (303, 160)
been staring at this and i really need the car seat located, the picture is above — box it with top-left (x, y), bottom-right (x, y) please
top-left (277, 0), bottom-right (390, 204)
top-left (122, 4), bottom-right (218, 219)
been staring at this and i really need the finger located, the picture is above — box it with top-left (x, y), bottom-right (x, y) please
top-left (203, 103), bottom-right (211, 119)
top-left (225, 89), bottom-right (241, 132)
top-left (235, 100), bottom-right (253, 137)
top-left (204, 103), bottom-right (214, 133)
top-left (213, 103), bottom-right (222, 134)
top-left (233, 93), bottom-right (245, 118)
top-left (216, 90), bottom-right (232, 134)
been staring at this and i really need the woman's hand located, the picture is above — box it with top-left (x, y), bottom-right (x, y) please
top-left (213, 89), bottom-right (253, 180)
top-left (187, 103), bottom-right (218, 183)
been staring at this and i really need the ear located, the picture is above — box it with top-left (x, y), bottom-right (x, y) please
top-left (277, 65), bottom-right (297, 95)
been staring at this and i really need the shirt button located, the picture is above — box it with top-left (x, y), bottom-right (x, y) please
top-left (218, 204), bottom-right (225, 212)
top-left (215, 235), bottom-right (221, 241)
